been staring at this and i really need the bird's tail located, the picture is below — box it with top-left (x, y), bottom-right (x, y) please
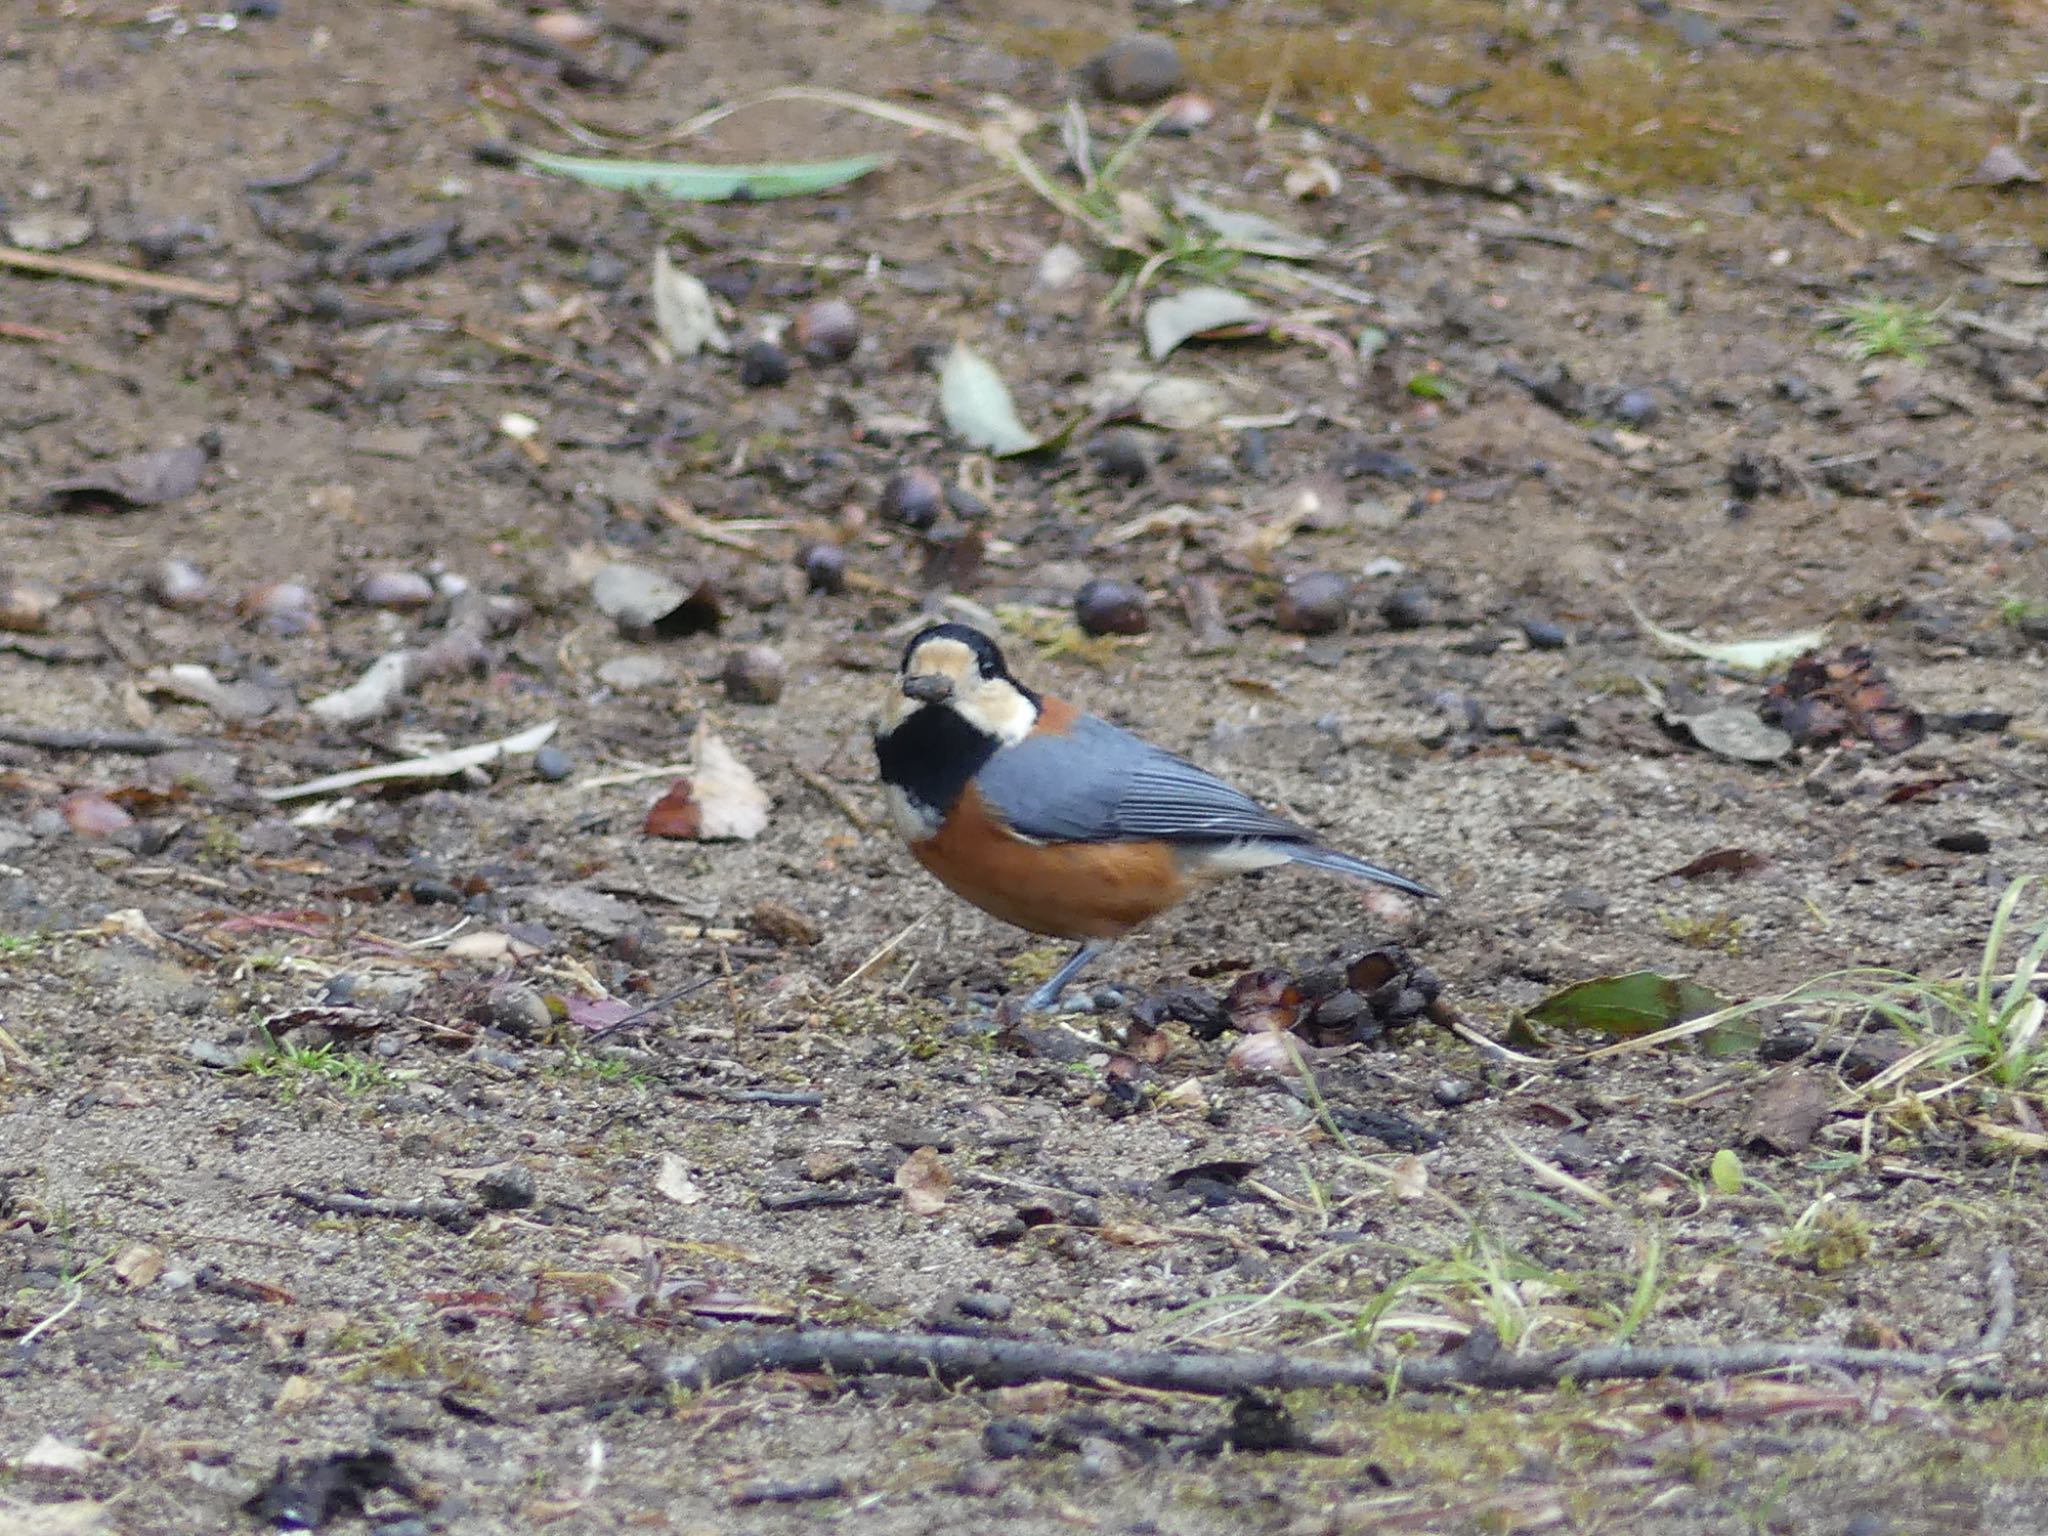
top-left (1284, 843), bottom-right (1438, 900)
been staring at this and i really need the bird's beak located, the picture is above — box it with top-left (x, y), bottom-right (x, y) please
top-left (901, 673), bottom-right (954, 704)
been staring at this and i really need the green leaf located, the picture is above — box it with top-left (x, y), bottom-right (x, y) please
top-left (1709, 1148), bottom-right (1744, 1195)
top-left (1526, 970), bottom-right (1729, 1038)
top-left (515, 147), bottom-right (885, 201)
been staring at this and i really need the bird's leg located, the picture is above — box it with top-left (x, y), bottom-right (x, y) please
top-left (1021, 941), bottom-right (1109, 1013)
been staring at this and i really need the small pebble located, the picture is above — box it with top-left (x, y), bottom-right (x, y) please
top-left (150, 558), bottom-right (210, 610)
top-left (956, 1290), bottom-right (1013, 1321)
top-left (983, 1419), bottom-right (1040, 1460)
top-left (1073, 577), bottom-right (1149, 636)
top-left (410, 877), bottom-right (463, 906)
top-left (721, 644), bottom-right (787, 705)
top-left (1379, 585), bottom-right (1436, 631)
top-left (353, 569), bottom-right (434, 610)
top-left (533, 745), bottom-right (572, 782)
top-left (474, 1163), bottom-right (536, 1210)
top-left (881, 468), bottom-right (944, 531)
top-left (1093, 34), bottom-right (1184, 103)
top-left (738, 339), bottom-right (790, 388)
top-left (482, 984), bottom-right (551, 1039)
top-left (1432, 1077), bottom-right (1485, 1107)
top-left (1157, 92), bottom-right (1218, 135)
top-left (238, 580), bottom-right (319, 636)
top-left (944, 482), bottom-right (990, 521)
top-left (1088, 429), bottom-right (1150, 485)
top-left (798, 542), bottom-right (847, 594)
top-left (1275, 571), bottom-right (1352, 635)
top-left (792, 298), bottom-right (860, 362)
top-left (1934, 829), bottom-right (1990, 854)
top-left (1521, 616), bottom-right (1568, 650)
top-left (1611, 387), bottom-right (1660, 427)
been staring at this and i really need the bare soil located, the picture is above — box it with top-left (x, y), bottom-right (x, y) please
top-left (3, 1), bottom-right (2047, 1532)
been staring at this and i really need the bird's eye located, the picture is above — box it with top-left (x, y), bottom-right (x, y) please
top-left (978, 657), bottom-right (997, 679)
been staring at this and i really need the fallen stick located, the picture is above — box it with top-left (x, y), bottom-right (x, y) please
top-left (0, 319), bottom-right (71, 344)
top-left (0, 722), bottom-right (207, 755)
top-left (282, 1189), bottom-right (476, 1233)
top-left (640, 1249), bottom-right (2016, 1402)
top-left (0, 245), bottom-right (242, 304)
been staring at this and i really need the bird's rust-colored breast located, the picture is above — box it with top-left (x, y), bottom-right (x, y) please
top-left (911, 783), bottom-right (1186, 940)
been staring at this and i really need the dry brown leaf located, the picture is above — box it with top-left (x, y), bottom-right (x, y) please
top-left (1099, 1219), bottom-right (1173, 1247)
top-left (111, 1242), bottom-right (164, 1290)
top-left (1742, 1069), bottom-right (1830, 1155)
top-left (272, 1375), bottom-right (321, 1414)
top-left (893, 1146), bottom-right (951, 1215)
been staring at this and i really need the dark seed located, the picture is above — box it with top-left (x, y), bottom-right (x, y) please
top-left (1073, 577), bottom-right (1149, 636)
top-left (792, 298), bottom-right (860, 363)
top-left (1088, 429), bottom-right (1151, 485)
top-left (1275, 571), bottom-right (1352, 635)
top-left (721, 645), bottom-right (787, 705)
top-left (533, 746), bottom-right (572, 783)
top-left (738, 340), bottom-right (790, 388)
top-left (1521, 616), bottom-right (1568, 649)
top-left (882, 468), bottom-right (944, 531)
top-left (798, 542), bottom-right (847, 594)
top-left (1379, 585), bottom-right (1435, 630)
top-left (1934, 829), bottom-right (1990, 854)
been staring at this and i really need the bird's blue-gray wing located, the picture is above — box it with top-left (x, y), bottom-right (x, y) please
top-left (973, 715), bottom-right (1305, 845)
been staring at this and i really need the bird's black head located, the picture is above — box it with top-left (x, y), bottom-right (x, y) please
top-left (899, 622), bottom-right (1012, 685)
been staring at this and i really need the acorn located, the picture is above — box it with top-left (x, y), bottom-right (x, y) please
top-left (1274, 571), bottom-right (1352, 635)
top-left (1073, 577), bottom-right (1149, 637)
top-left (720, 644), bottom-right (787, 705)
top-left (798, 542), bottom-right (847, 594)
top-left (792, 298), bottom-right (860, 363)
top-left (881, 468), bottom-right (944, 532)
top-left (738, 339), bottom-right (791, 388)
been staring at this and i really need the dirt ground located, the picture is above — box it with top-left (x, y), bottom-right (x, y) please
top-left (3, 0), bottom-right (2048, 1531)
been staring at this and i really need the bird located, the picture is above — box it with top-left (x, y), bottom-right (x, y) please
top-left (872, 621), bottom-right (1435, 1012)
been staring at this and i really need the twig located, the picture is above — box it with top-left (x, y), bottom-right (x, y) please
top-left (0, 319), bottom-right (71, 344)
top-left (14, 1284), bottom-right (83, 1352)
top-left (0, 722), bottom-right (207, 755)
top-left (638, 1247), bottom-right (2017, 1403)
top-left (243, 146), bottom-right (347, 192)
top-left (282, 1188), bottom-right (477, 1232)
top-left (786, 760), bottom-right (874, 832)
top-left (0, 245), bottom-right (241, 304)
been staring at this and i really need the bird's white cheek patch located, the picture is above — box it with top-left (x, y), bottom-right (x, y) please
top-left (884, 784), bottom-right (943, 842)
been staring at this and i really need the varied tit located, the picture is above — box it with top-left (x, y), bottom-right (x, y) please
top-left (872, 621), bottom-right (1435, 1011)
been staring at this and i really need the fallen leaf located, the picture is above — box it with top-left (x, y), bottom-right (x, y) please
top-left (272, 1375), bottom-right (321, 1414)
top-left (1709, 1147), bottom-right (1745, 1195)
top-left (938, 341), bottom-right (1042, 457)
top-left (893, 1146), bottom-right (951, 1215)
top-left (1962, 143), bottom-right (2042, 187)
top-left (111, 1242), bottom-right (165, 1289)
top-left (656, 1152), bottom-right (706, 1206)
top-left (1663, 847), bottom-right (1769, 881)
top-left (1283, 156), bottom-right (1341, 200)
top-left (18, 1437), bottom-right (97, 1477)
top-left (590, 562), bottom-right (723, 637)
top-left (1762, 644), bottom-right (1924, 755)
top-left (515, 146), bottom-right (886, 200)
top-left (683, 719), bottom-right (769, 841)
top-left (1527, 971), bottom-right (1752, 1055)
top-left (651, 249), bottom-right (730, 356)
top-left (1629, 600), bottom-right (1828, 672)
top-left (139, 663), bottom-right (278, 721)
top-left (46, 439), bottom-right (213, 510)
top-left (1143, 284), bottom-right (1266, 361)
top-left (1099, 1219), bottom-right (1173, 1247)
top-left (642, 782), bottom-right (703, 839)
top-left (59, 792), bottom-right (133, 840)
top-left (0, 1499), bottom-right (108, 1536)
top-left (1385, 1155), bottom-right (1430, 1201)
top-left (1169, 191), bottom-right (1327, 258)
top-left (6, 212), bottom-right (94, 252)
top-left (1741, 1069), bottom-right (1830, 1155)
top-left (1971, 1119), bottom-right (2048, 1156)
top-left (1677, 707), bottom-right (1796, 763)
top-left (258, 720), bottom-right (558, 802)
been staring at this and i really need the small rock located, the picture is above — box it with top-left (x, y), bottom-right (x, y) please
top-left (474, 1164), bottom-right (536, 1209)
top-left (738, 339), bottom-right (791, 388)
top-left (353, 569), bottom-right (435, 610)
top-left (798, 543), bottom-right (847, 594)
top-left (792, 298), bottom-right (860, 362)
top-left (983, 1419), bottom-right (1040, 1460)
top-left (1554, 886), bottom-right (1609, 916)
top-left (1432, 1077), bottom-right (1485, 1107)
top-left (721, 645), bottom-right (787, 704)
top-left (596, 653), bottom-right (674, 692)
top-left (1157, 92), bottom-right (1218, 135)
top-left (1521, 616), bottom-right (1568, 649)
top-left (238, 580), bottom-right (319, 636)
top-left (409, 878), bottom-right (462, 906)
top-left (1275, 571), bottom-right (1352, 635)
top-left (882, 468), bottom-right (945, 531)
top-left (0, 575), bottom-right (60, 633)
top-left (186, 1038), bottom-right (252, 1070)
top-left (1092, 34), bottom-right (1184, 103)
top-left (533, 746), bottom-right (572, 782)
top-left (149, 558), bottom-right (210, 610)
top-left (482, 985), bottom-right (551, 1039)
top-left (1380, 585), bottom-right (1435, 631)
top-left (1088, 429), bottom-right (1150, 485)
top-left (749, 899), bottom-right (821, 946)
top-left (1073, 577), bottom-right (1149, 636)
top-left (1934, 829), bottom-right (1990, 854)
top-left (1611, 387), bottom-right (1660, 427)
